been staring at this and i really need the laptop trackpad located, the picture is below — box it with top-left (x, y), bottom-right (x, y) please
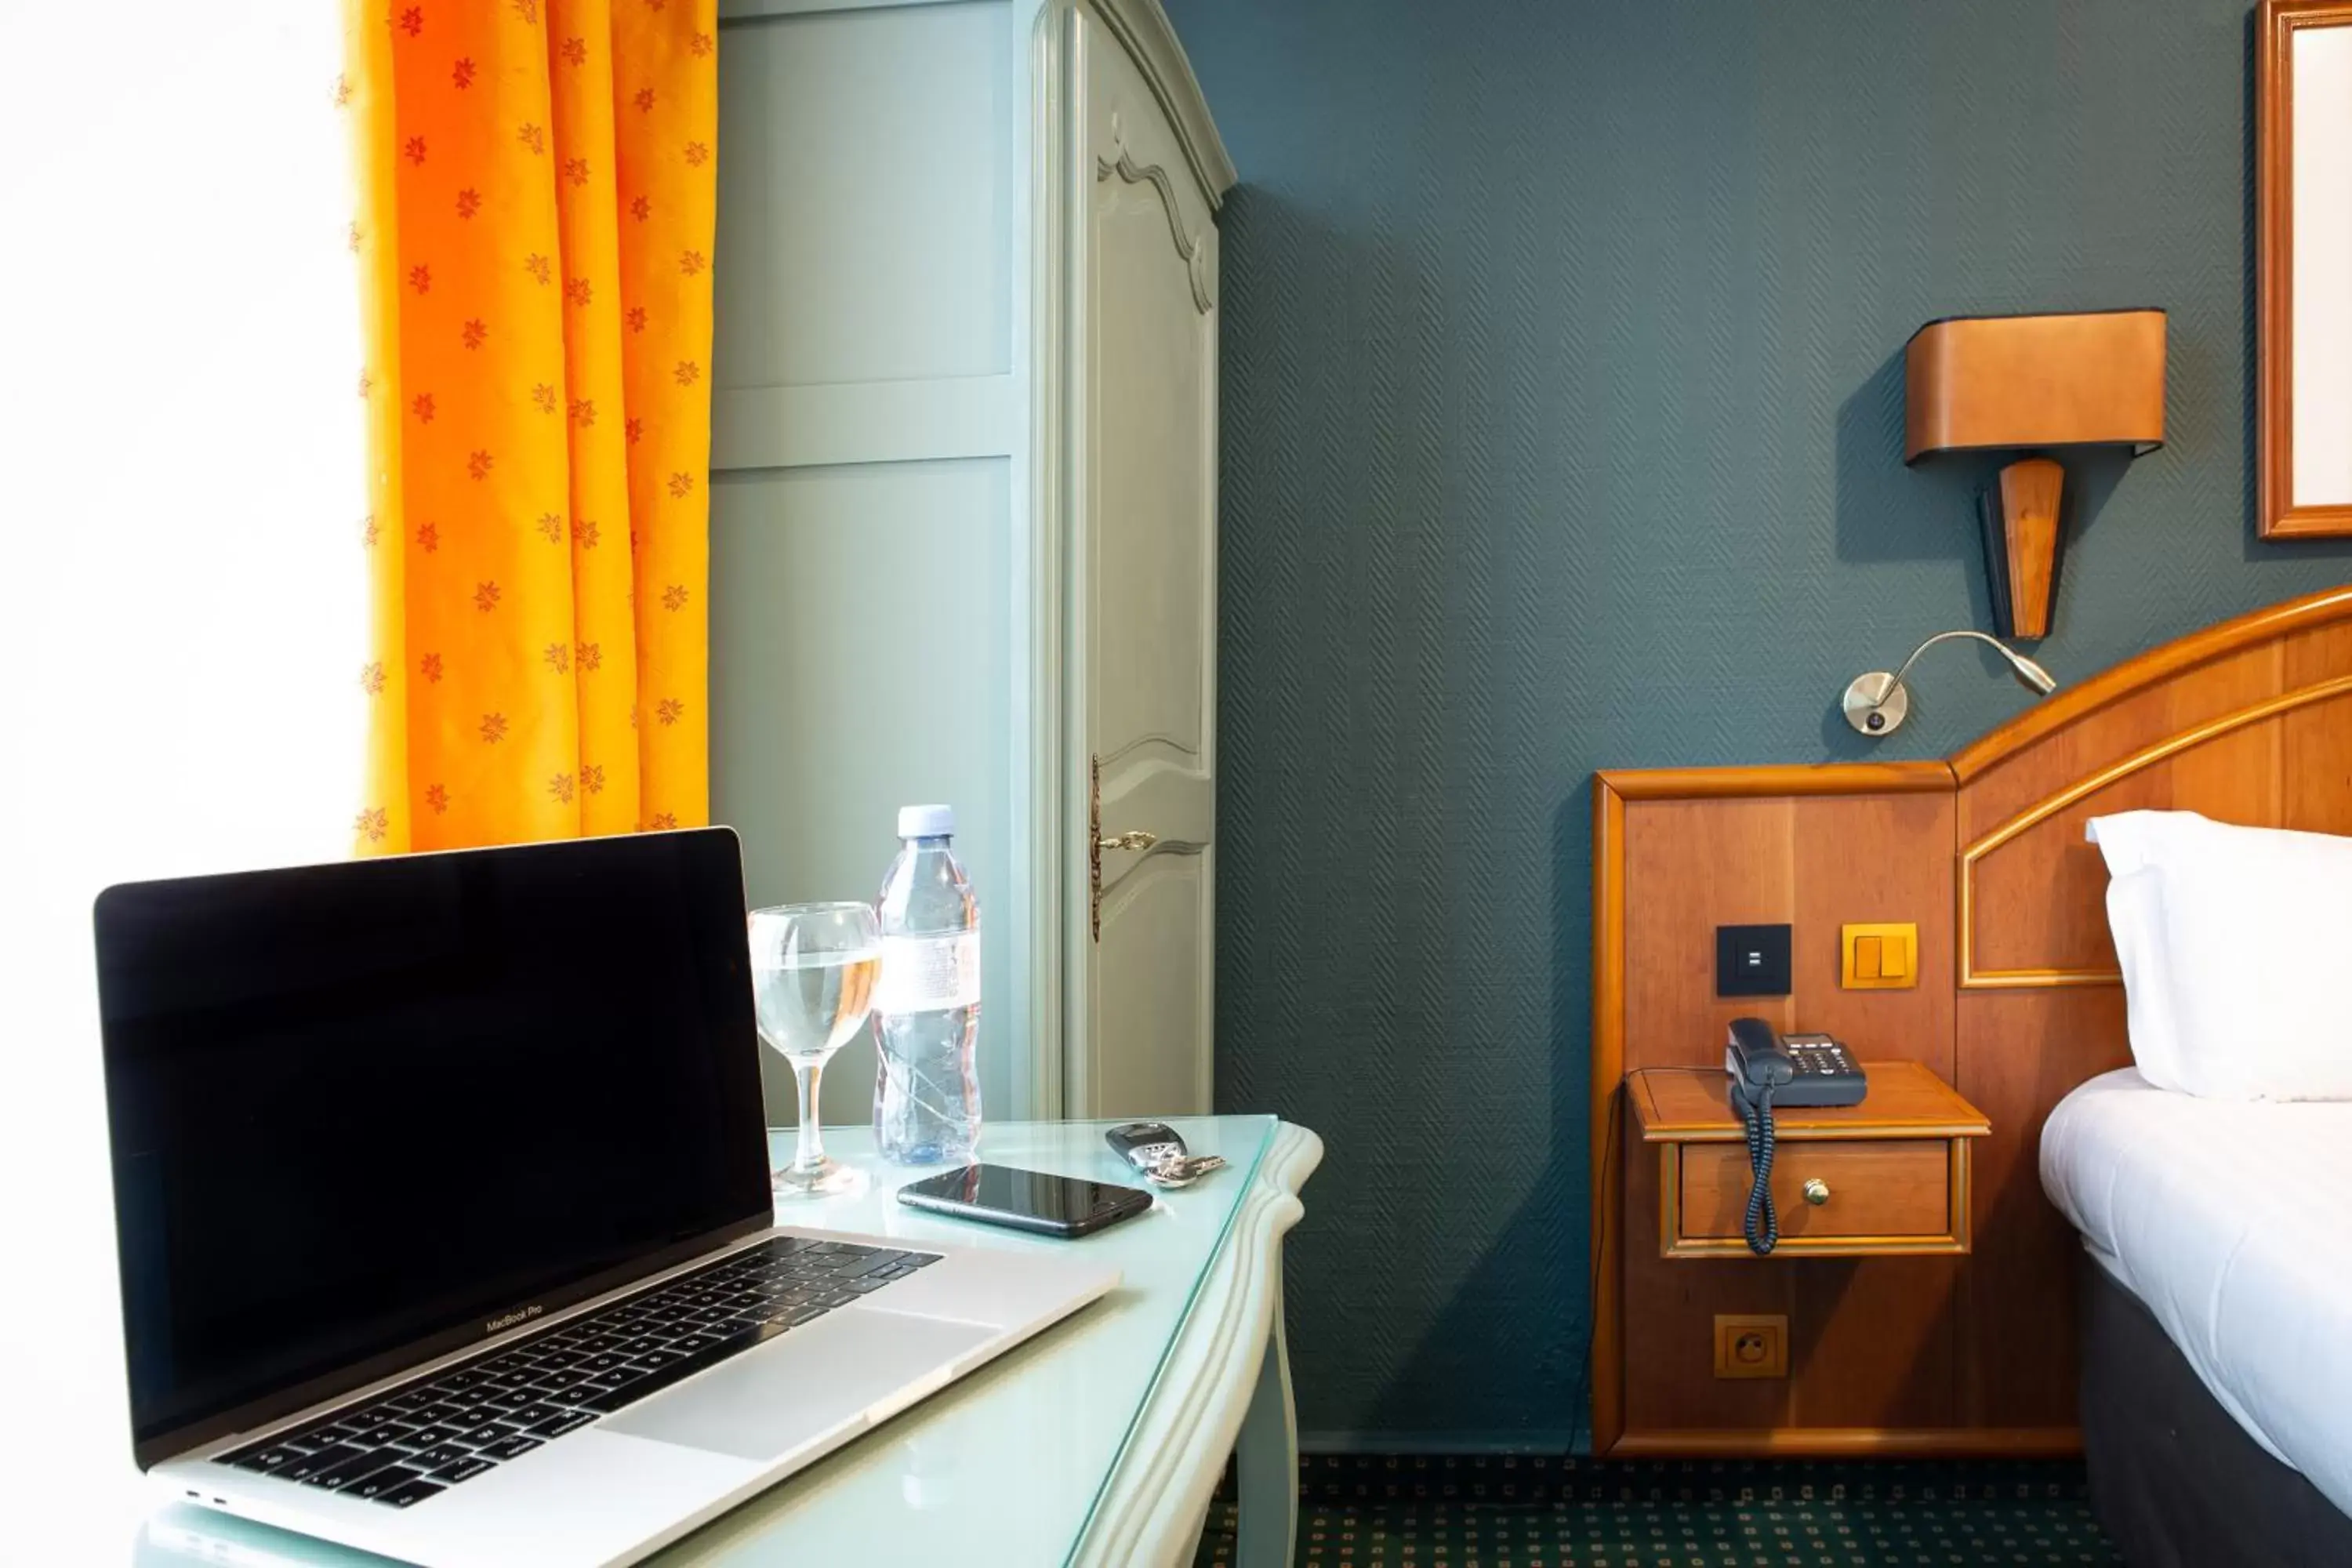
top-left (601, 1307), bottom-right (994, 1462)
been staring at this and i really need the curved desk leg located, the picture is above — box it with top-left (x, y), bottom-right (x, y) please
top-left (1233, 1254), bottom-right (1296, 1568)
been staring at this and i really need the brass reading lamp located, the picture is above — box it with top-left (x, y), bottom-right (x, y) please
top-left (1842, 630), bottom-right (2056, 735)
top-left (1905, 308), bottom-right (2167, 637)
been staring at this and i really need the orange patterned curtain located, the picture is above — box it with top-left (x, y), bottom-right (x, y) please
top-left (345, 0), bottom-right (716, 855)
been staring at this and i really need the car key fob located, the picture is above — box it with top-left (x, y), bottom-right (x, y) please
top-left (1105, 1122), bottom-right (1227, 1188)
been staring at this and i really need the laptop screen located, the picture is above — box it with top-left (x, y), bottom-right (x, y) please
top-left (93, 828), bottom-right (772, 1466)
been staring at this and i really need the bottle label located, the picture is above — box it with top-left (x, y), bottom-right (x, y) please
top-left (877, 931), bottom-right (980, 1014)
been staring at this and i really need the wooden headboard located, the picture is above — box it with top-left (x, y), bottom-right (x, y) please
top-left (1589, 584), bottom-right (2352, 1457)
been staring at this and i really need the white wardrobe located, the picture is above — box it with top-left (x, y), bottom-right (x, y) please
top-left (710, 0), bottom-right (1230, 1126)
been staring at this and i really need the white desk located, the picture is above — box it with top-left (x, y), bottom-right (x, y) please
top-left (119, 1116), bottom-right (1321, 1568)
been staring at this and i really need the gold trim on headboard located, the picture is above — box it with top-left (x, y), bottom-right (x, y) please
top-left (1588, 776), bottom-right (1627, 1452)
top-left (1601, 762), bottom-right (1955, 800)
top-left (1951, 584), bottom-right (2352, 779)
top-left (1957, 673), bottom-right (2352, 987)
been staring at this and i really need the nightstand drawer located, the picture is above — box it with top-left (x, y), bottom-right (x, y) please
top-left (1630, 1062), bottom-right (1987, 1260)
top-left (1677, 1138), bottom-right (1951, 1245)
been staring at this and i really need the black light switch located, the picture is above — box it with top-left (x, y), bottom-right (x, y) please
top-left (1715, 924), bottom-right (1791, 997)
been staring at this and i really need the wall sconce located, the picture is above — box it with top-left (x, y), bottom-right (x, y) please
top-left (1842, 630), bottom-right (2057, 736)
top-left (1906, 309), bottom-right (2166, 638)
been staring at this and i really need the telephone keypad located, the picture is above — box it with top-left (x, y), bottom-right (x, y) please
top-left (1783, 1034), bottom-right (1859, 1076)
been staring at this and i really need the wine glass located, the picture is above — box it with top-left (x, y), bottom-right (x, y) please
top-left (749, 902), bottom-right (881, 1198)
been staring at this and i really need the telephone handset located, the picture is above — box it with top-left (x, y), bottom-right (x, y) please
top-left (1725, 1019), bottom-right (1867, 1255)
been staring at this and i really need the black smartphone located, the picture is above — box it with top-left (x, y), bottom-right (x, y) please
top-left (895, 1163), bottom-right (1153, 1238)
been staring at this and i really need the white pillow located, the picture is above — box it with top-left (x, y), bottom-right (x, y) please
top-left (2084, 824), bottom-right (2187, 1092)
top-left (2086, 810), bottom-right (2352, 1101)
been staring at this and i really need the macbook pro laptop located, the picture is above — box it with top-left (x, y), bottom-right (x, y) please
top-left (93, 828), bottom-right (1116, 1568)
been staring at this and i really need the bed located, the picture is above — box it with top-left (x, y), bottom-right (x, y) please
top-left (2044, 1068), bottom-right (2352, 1565)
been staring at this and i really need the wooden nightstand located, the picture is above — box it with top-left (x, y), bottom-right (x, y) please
top-left (1628, 1062), bottom-right (1989, 1259)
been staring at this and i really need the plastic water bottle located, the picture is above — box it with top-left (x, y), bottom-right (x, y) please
top-left (872, 804), bottom-right (982, 1163)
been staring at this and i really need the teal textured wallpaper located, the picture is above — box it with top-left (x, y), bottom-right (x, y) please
top-left (1166, 0), bottom-right (2352, 1446)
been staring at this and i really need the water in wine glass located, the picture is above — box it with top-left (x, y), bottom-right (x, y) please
top-left (753, 947), bottom-right (880, 1065)
top-left (750, 900), bottom-right (880, 1199)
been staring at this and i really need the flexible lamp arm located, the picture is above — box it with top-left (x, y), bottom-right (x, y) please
top-left (1887, 630), bottom-right (2056, 696)
top-left (1842, 629), bottom-right (2056, 736)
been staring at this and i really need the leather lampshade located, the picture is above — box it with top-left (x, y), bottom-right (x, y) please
top-left (1902, 308), bottom-right (2166, 637)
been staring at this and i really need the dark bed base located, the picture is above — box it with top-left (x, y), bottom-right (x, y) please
top-left (2079, 1252), bottom-right (2352, 1566)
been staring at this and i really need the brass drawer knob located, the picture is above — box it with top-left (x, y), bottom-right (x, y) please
top-left (1802, 1177), bottom-right (1831, 1207)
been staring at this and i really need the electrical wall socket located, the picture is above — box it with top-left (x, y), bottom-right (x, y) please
top-left (1713, 1314), bottom-right (1788, 1380)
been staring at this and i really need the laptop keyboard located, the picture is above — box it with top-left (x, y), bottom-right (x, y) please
top-left (220, 1236), bottom-right (941, 1508)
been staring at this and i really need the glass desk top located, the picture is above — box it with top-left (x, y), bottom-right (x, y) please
top-left (118, 1116), bottom-right (1283, 1568)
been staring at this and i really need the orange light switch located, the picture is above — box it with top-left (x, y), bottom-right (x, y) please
top-left (1842, 923), bottom-right (1918, 989)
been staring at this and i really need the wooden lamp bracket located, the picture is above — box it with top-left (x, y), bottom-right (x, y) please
top-left (1984, 456), bottom-right (2066, 640)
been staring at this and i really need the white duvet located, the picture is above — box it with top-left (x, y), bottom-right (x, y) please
top-left (2042, 1069), bottom-right (2352, 1519)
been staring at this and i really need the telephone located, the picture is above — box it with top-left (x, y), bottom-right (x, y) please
top-left (1725, 1019), bottom-right (1867, 1255)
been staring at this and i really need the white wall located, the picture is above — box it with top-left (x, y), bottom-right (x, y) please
top-left (0, 2), bottom-right (368, 1550)
top-left (711, 0), bottom-right (1023, 1126)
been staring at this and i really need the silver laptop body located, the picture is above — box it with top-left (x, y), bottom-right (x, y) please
top-left (95, 829), bottom-right (1114, 1568)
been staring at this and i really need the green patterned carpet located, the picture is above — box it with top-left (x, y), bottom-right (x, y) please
top-left (1192, 1455), bottom-right (2122, 1566)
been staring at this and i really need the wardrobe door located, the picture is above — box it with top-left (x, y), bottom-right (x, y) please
top-left (1065, 7), bottom-right (1219, 1119)
top-left (711, 0), bottom-right (1020, 1125)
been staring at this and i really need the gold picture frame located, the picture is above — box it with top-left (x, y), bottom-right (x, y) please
top-left (2259, 1), bottom-right (2352, 537)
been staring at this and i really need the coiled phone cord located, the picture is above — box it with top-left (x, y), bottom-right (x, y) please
top-left (1742, 1085), bottom-right (1778, 1255)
